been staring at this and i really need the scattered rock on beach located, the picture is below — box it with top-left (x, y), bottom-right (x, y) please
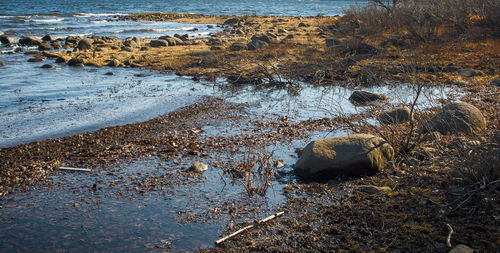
top-left (357, 185), bottom-right (392, 194)
top-left (224, 17), bottom-right (242, 26)
top-left (247, 39), bottom-right (268, 50)
top-left (251, 34), bottom-right (272, 43)
top-left (158, 35), bottom-right (184, 46)
top-left (443, 64), bottom-right (459, 73)
top-left (41, 64), bottom-right (54, 69)
top-left (489, 77), bottom-right (500, 87)
top-left (449, 244), bottom-right (473, 253)
top-left (38, 42), bottom-right (54, 51)
top-left (41, 35), bottom-right (55, 42)
top-left (0, 35), bottom-right (18, 44)
top-left (55, 56), bottom-right (68, 64)
top-left (150, 39), bottom-right (168, 47)
top-left (293, 134), bottom-right (394, 180)
top-left (189, 162), bottom-right (208, 173)
top-left (19, 36), bottom-right (42, 46)
top-left (0, 61), bottom-right (5, 66)
top-left (67, 57), bottom-right (85, 67)
top-left (27, 56), bottom-right (45, 62)
top-left (106, 59), bottom-right (122, 67)
top-left (422, 102), bottom-right (486, 135)
top-left (458, 68), bottom-right (478, 77)
top-left (379, 106), bottom-right (412, 124)
top-left (229, 41), bottom-right (247, 51)
top-left (349, 90), bottom-right (385, 105)
top-left (76, 38), bottom-right (93, 50)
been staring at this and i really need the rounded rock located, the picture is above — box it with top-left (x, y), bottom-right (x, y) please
top-left (293, 134), bottom-right (394, 180)
top-left (423, 102), bottom-right (486, 135)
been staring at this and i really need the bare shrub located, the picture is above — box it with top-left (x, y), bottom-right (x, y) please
top-left (342, 0), bottom-right (500, 42)
top-left (223, 148), bottom-right (276, 197)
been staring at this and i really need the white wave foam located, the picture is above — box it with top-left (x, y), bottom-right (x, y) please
top-left (90, 20), bottom-right (108, 24)
top-left (31, 18), bottom-right (65, 23)
top-left (67, 32), bottom-right (93, 37)
top-left (75, 13), bottom-right (128, 18)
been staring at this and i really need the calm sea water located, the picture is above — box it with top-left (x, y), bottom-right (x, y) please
top-left (0, 0), bottom-right (363, 16)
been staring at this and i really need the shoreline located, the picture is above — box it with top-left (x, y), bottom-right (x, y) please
top-left (0, 11), bottom-right (499, 252)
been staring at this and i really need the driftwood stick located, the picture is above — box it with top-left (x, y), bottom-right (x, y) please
top-left (59, 166), bottom-right (92, 172)
top-left (215, 211), bottom-right (285, 244)
top-left (258, 211), bottom-right (285, 223)
top-left (215, 224), bottom-right (255, 245)
top-left (446, 223), bottom-right (454, 248)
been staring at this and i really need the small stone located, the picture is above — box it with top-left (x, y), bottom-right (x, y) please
top-left (443, 64), bottom-right (459, 72)
top-left (42, 35), bottom-right (55, 42)
top-left (104, 72), bottom-right (114, 76)
top-left (224, 18), bottom-right (241, 26)
top-left (27, 57), bottom-right (45, 62)
top-left (67, 57), bottom-right (84, 67)
top-left (189, 162), bottom-right (208, 173)
top-left (357, 185), bottom-right (392, 194)
top-left (458, 68), bottom-right (478, 77)
top-left (55, 56), bottom-right (68, 64)
top-left (41, 64), bottom-right (54, 69)
top-left (449, 244), bottom-right (473, 253)
top-left (247, 39), bottom-right (268, 50)
top-left (489, 77), bottom-right (500, 87)
top-left (38, 42), bottom-right (54, 51)
top-left (273, 160), bottom-right (286, 169)
top-left (229, 41), bottom-right (247, 51)
top-left (0, 61), bottom-right (4, 66)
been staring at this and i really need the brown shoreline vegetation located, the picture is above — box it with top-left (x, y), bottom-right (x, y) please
top-left (1, 0), bottom-right (499, 251)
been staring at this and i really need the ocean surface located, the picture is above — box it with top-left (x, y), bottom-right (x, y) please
top-left (0, 0), bottom-right (363, 16)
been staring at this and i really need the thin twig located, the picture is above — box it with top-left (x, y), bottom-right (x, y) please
top-left (59, 166), bottom-right (92, 172)
top-left (446, 223), bottom-right (454, 248)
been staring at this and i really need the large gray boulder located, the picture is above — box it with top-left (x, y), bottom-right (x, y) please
top-left (294, 134), bottom-right (394, 180)
top-left (423, 102), bottom-right (486, 135)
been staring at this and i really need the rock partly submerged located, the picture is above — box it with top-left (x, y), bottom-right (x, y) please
top-left (294, 134), bottom-right (394, 180)
top-left (349, 90), bottom-right (385, 105)
top-left (379, 106), bottom-right (412, 124)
